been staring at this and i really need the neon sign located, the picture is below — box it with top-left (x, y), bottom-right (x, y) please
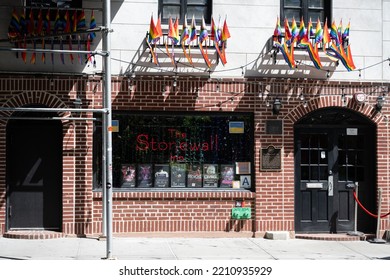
top-left (136, 129), bottom-right (219, 152)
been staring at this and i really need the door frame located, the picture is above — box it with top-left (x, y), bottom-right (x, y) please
top-left (294, 108), bottom-right (377, 233)
top-left (6, 115), bottom-right (63, 231)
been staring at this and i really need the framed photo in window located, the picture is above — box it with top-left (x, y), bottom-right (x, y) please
top-left (235, 162), bottom-right (251, 174)
top-left (187, 164), bottom-right (202, 188)
top-left (137, 164), bottom-right (153, 188)
top-left (220, 164), bottom-right (234, 188)
top-left (154, 164), bottom-right (170, 188)
top-left (121, 164), bottom-right (136, 188)
top-left (203, 164), bottom-right (218, 187)
top-left (171, 163), bottom-right (187, 188)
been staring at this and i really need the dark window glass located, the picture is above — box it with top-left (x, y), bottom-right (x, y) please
top-left (300, 134), bottom-right (328, 182)
top-left (159, 0), bottom-right (212, 24)
top-left (26, 0), bottom-right (82, 8)
top-left (301, 166), bottom-right (309, 180)
top-left (281, 0), bottom-right (331, 25)
top-left (301, 150), bottom-right (309, 164)
top-left (319, 166), bottom-right (328, 180)
top-left (337, 133), bottom-right (365, 182)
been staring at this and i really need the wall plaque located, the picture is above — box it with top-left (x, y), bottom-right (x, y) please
top-left (261, 146), bottom-right (282, 170)
top-left (266, 120), bottom-right (283, 134)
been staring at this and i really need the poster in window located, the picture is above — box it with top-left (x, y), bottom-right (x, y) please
top-left (171, 163), bottom-right (186, 188)
top-left (220, 164), bottom-right (234, 188)
top-left (187, 164), bottom-right (202, 188)
top-left (121, 164), bottom-right (136, 188)
top-left (203, 164), bottom-right (219, 187)
top-left (137, 164), bottom-right (153, 188)
top-left (154, 164), bottom-right (170, 188)
top-left (235, 162), bottom-right (251, 174)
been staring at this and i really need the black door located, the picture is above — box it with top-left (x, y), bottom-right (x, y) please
top-left (295, 109), bottom-right (376, 233)
top-left (7, 119), bottom-right (62, 230)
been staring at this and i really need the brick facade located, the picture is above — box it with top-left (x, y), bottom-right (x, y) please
top-left (0, 75), bottom-right (389, 237)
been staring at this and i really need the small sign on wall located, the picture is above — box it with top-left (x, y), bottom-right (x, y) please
top-left (240, 175), bottom-right (251, 189)
top-left (231, 207), bottom-right (251, 220)
top-left (346, 128), bottom-right (358, 135)
top-left (110, 120), bottom-right (119, 132)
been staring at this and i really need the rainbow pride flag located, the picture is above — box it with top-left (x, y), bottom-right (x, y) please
top-left (274, 41), bottom-right (296, 69)
top-left (300, 38), bottom-right (322, 69)
top-left (327, 43), bottom-right (356, 71)
top-left (284, 18), bottom-right (292, 45)
top-left (314, 18), bottom-right (323, 44)
top-left (273, 16), bottom-right (282, 43)
top-left (148, 14), bottom-right (162, 43)
top-left (199, 16), bottom-right (211, 68)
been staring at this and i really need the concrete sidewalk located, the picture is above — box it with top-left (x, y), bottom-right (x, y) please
top-left (0, 236), bottom-right (389, 260)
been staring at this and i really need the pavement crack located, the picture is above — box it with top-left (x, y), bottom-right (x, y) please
top-left (166, 240), bottom-right (179, 260)
top-left (247, 239), bottom-right (278, 260)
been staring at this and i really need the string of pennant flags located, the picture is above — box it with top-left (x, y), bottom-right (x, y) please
top-left (147, 14), bottom-right (231, 68)
top-left (3, 9), bottom-right (368, 75)
top-left (273, 16), bottom-right (356, 71)
top-left (7, 8), bottom-right (97, 65)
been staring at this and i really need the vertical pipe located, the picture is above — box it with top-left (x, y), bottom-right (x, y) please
top-left (101, 109), bottom-right (107, 238)
top-left (101, 50), bottom-right (107, 238)
top-left (376, 188), bottom-right (382, 239)
top-left (100, 5), bottom-right (108, 243)
top-left (354, 185), bottom-right (358, 232)
top-left (103, 0), bottom-right (113, 259)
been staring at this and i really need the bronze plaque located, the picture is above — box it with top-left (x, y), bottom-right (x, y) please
top-left (266, 120), bottom-right (283, 134)
top-left (261, 146), bottom-right (282, 170)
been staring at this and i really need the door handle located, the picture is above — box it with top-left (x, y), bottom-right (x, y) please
top-left (8, 205), bottom-right (12, 217)
top-left (328, 174), bottom-right (334, 196)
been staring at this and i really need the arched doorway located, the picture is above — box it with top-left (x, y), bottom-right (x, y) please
top-left (6, 112), bottom-right (63, 231)
top-left (294, 108), bottom-right (376, 233)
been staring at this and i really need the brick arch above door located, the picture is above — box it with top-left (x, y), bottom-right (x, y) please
top-left (285, 95), bottom-right (383, 126)
top-left (0, 91), bottom-right (71, 125)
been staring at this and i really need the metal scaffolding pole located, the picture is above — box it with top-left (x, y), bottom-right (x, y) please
top-left (102, 0), bottom-right (114, 259)
top-left (0, 107), bottom-right (107, 113)
top-left (0, 4), bottom-right (113, 255)
top-left (101, 99), bottom-right (108, 241)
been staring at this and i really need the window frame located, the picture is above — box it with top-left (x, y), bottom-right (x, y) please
top-left (93, 111), bottom-right (255, 191)
top-left (280, 0), bottom-right (332, 26)
top-left (25, 0), bottom-right (82, 8)
top-left (158, 0), bottom-right (212, 24)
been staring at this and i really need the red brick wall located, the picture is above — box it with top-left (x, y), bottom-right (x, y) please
top-left (93, 191), bottom-right (255, 233)
top-left (0, 75), bottom-right (389, 237)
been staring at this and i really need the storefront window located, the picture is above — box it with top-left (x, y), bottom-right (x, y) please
top-left (93, 112), bottom-right (254, 190)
